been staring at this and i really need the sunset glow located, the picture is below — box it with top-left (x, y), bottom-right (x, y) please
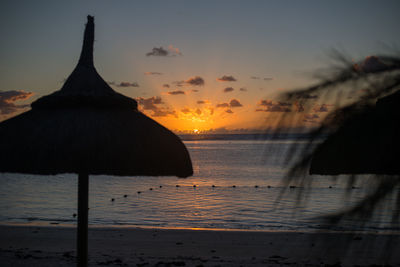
top-left (1, 2), bottom-right (399, 266)
top-left (1, 2), bottom-right (399, 134)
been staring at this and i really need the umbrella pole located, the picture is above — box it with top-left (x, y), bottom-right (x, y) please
top-left (77, 172), bottom-right (89, 267)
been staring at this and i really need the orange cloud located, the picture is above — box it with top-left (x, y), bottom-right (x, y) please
top-left (0, 90), bottom-right (33, 115)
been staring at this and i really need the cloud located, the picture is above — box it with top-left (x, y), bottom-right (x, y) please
top-left (217, 75), bottom-right (237, 82)
top-left (304, 114), bottom-right (319, 120)
top-left (259, 100), bottom-right (290, 107)
top-left (313, 104), bottom-right (329, 112)
top-left (172, 81), bottom-right (185, 87)
top-left (256, 99), bottom-right (306, 113)
top-left (216, 99), bottom-right (242, 108)
top-left (294, 101), bottom-right (305, 112)
top-left (303, 113), bottom-right (320, 123)
top-left (0, 90), bottom-right (33, 115)
top-left (144, 72), bottom-right (163, 75)
top-left (250, 76), bottom-right (273, 81)
top-left (277, 101), bottom-right (291, 107)
top-left (136, 96), bottom-right (177, 118)
top-left (216, 103), bottom-right (229, 108)
top-left (179, 106), bottom-right (214, 120)
top-left (167, 90), bottom-right (185, 95)
top-left (152, 109), bottom-right (177, 117)
top-left (196, 100), bottom-right (207, 104)
top-left (146, 47), bottom-right (169, 57)
top-left (266, 105), bottom-right (291, 112)
top-left (137, 96), bottom-right (164, 110)
top-left (354, 56), bottom-right (388, 73)
top-left (186, 76), bottom-right (205, 86)
top-left (225, 109), bottom-right (233, 114)
top-left (258, 100), bottom-right (273, 107)
top-left (107, 81), bottom-right (139, 87)
top-left (162, 84), bottom-right (170, 88)
top-left (239, 87), bottom-right (247, 92)
top-left (168, 45), bottom-right (182, 56)
top-left (229, 99), bottom-right (243, 107)
top-left (191, 89), bottom-right (199, 93)
top-left (173, 76), bottom-right (205, 87)
top-left (256, 99), bottom-right (291, 112)
top-left (146, 45), bottom-right (182, 57)
top-left (223, 87), bottom-right (234, 93)
top-left (117, 82), bottom-right (139, 87)
top-left (181, 108), bottom-right (191, 114)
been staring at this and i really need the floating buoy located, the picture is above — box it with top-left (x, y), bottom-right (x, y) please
top-left (123, 194), bottom-right (128, 197)
top-left (111, 198), bottom-right (115, 201)
top-left (137, 191), bottom-right (141, 194)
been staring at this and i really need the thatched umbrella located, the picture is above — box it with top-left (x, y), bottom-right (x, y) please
top-left (272, 53), bottom-right (400, 227)
top-left (310, 90), bottom-right (400, 175)
top-left (0, 16), bottom-right (192, 267)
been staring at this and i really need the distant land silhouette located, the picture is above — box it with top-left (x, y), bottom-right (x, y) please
top-left (178, 132), bottom-right (327, 141)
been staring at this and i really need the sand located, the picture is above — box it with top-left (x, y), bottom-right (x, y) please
top-left (1, 225), bottom-right (399, 266)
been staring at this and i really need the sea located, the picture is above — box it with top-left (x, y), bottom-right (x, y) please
top-left (0, 134), bottom-right (398, 233)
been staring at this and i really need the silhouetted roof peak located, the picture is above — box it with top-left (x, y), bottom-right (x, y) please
top-left (31, 16), bottom-right (137, 110)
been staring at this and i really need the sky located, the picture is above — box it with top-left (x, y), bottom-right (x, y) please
top-left (1, 1), bottom-right (399, 133)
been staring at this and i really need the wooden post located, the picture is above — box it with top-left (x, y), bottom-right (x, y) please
top-left (77, 172), bottom-right (89, 267)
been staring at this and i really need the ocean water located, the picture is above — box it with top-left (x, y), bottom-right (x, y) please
top-left (0, 137), bottom-right (397, 232)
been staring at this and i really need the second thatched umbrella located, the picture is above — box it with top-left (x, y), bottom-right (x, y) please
top-left (0, 16), bottom-right (193, 267)
top-left (310, 90), bottom-right (400, 175)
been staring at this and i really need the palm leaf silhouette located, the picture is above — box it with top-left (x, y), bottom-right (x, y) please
top-left (270, 50), bottom-right (400, 228)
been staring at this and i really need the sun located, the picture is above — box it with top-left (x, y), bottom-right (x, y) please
top-left (193, 129), bottom-right (200, 134)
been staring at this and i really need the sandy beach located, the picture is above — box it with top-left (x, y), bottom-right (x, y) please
top-left (1, 225), bottom-right (399, 266)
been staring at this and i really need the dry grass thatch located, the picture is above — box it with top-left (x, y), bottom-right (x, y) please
top-left (270, 50), bottom-right (400, 227)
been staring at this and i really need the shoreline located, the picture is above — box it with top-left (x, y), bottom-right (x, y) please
top-left (1, 225), bottom-right (400, 266)
top-left (2, 221), bottom-right (400, 235)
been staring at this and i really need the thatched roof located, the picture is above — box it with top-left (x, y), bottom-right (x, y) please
top-left (32, 16), bottom-right (137, 110)
top-left (0, 16), bottom-right (192, 178)
top-left (310, 90), bottom-right (400, 175)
